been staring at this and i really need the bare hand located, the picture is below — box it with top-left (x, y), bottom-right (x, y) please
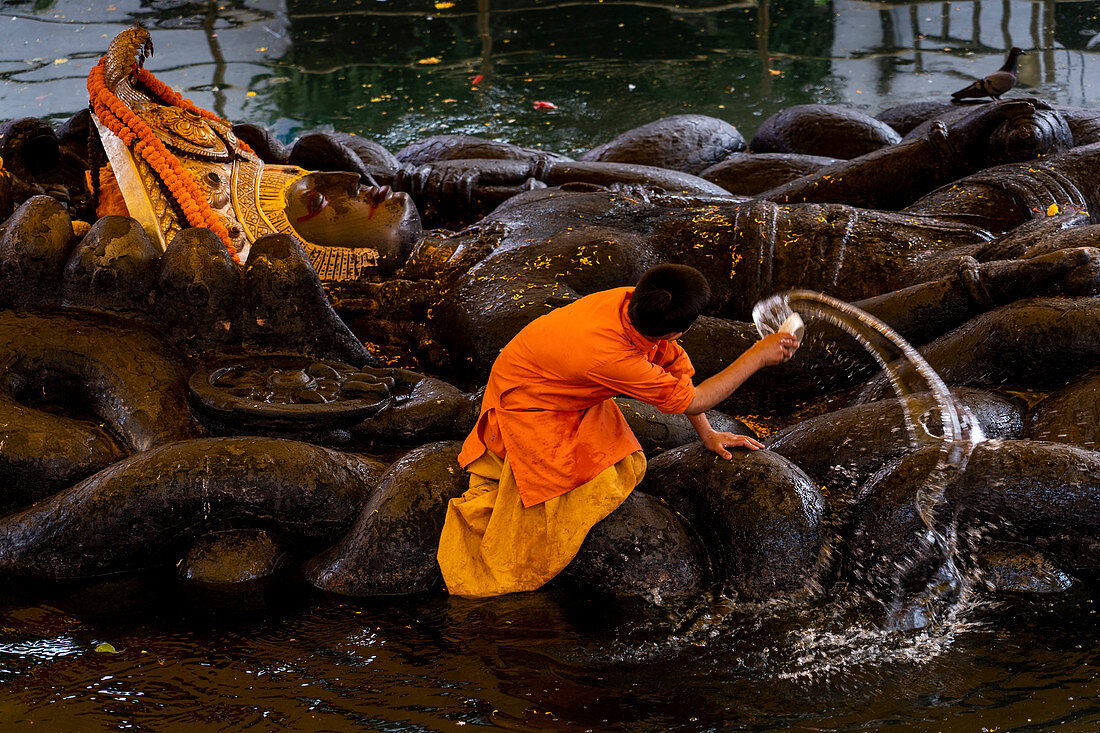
top-left (702, 431), bottom-right (765, 460)
top-left (750, 331), bottom-right (800, 367)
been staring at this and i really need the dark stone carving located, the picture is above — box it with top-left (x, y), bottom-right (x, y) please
top-left (2, 89), bottom-right (1100, 614)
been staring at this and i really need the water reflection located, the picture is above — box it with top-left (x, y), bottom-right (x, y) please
top-left (1, 0), bottom-right (1098, 155)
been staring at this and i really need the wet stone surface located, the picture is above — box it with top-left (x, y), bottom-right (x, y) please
top-left (188, 355), bottom-right (397, 431)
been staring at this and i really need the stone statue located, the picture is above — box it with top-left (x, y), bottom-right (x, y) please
top-left (87, 26), bottom-right (420, 282)
top-left (0, 26), bottom-right (1099, 622)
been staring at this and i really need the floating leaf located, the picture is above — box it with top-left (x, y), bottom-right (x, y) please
top-left (417, 57), bottom-right (442, 65)
top-left (95, 642), bottom-right (120, 654)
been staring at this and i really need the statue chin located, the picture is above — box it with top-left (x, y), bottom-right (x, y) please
top-left (285, 172), bottom-right (423, 276)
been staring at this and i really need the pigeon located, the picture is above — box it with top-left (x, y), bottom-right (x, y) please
top-left (951, 47), bottom-right (1027, 101)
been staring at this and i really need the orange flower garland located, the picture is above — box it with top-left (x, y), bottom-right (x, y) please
top-left (87, 57), bottom-right (242, 264)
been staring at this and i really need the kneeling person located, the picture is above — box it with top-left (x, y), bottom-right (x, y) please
top-left (437, 264), bottom-right (799, 597)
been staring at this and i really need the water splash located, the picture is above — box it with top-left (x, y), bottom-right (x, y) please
top-left (772, 594), bottom-right (993, 685)
top-left (754, 290), bottom-right (986, 623)
top-left (753, 290), bottom-right (984, 523)
top-left (629, 590), bottom-right (994, 686)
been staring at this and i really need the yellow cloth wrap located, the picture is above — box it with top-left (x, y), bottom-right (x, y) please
top-left (437, 450), bottom-right (646, 598)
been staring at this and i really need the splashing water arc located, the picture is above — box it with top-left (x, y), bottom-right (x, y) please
top-left (752, 289), bottom-right (986, 534)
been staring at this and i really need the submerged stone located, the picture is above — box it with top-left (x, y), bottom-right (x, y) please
top-left (643, 444), bottom-right (827, 600)
top-left (180, 529), bottom-right (289, 585)
top-left (978, 541), bottom-right (1075, 594)
top-left (560, 490), bottom-right (709, 601)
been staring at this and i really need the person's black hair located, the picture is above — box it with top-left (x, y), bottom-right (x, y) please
top-left (627, 264), bottom-right (711, 338)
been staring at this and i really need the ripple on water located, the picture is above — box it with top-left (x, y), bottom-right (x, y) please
top-left (0, 583), bottom-right (1095, 730)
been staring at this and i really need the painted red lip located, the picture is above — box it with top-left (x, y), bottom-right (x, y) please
top-left (367, 185), bottom-right (392, 206)
top-left (364, 185), bottom-right (394, 219)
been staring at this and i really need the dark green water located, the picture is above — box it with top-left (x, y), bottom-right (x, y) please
top-left (3, 576), bottom-right (1100, 732)
top-left (4, 0), bottom-right (1100, 154)
top-left (3, 0), bottom-right (1100, 730)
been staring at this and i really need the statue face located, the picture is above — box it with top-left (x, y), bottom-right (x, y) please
top-left (284, 172), bottom-right (422, 275)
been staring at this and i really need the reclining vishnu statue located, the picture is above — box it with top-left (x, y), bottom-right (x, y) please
top-left (0, 24), bottom-right (1098, 618)
top-left (85, 26), bottom-right (420, 281)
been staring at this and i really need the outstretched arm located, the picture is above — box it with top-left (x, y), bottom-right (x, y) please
top-left (684, 331), bottom-right (798, 415)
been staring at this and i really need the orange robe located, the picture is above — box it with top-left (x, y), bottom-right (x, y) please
top-left (437, 449), bottom-right (647, 597)
top-left (457, 286), bottom-right (696, 507)
top-left (438, 287), bottom-right (697, 597)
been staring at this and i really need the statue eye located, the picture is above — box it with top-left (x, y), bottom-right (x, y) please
top-left (296, 190), bottom-right (328, 223)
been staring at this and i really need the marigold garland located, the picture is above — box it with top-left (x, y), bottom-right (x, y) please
top-left (87, 57), bottom-right (243, 264)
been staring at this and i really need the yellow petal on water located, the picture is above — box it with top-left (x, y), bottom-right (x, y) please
top-left (246, 91), bottom-right (257, 97)
top-left (435, 1), bottom-right (455, 7)
top-left (53, 58), bottom-right (68, 65)
top-left (417, 57), bottom-right (442, 65)
top-left (95, 642), bottom-right (119, 654)
top-left (1047, 203), bottom-right (1060, 216)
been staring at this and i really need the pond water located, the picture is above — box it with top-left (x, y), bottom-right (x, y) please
top-left (3, 0), bottom-right (1100, 730)
top-left (3, 0), bottom-right (1100, 154)
top-left (3, 576), bottom-right (1100, 732)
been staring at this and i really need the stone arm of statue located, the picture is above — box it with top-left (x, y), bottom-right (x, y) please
top-left (348, 366), bottom-right (482, 443)
top-left (759, 134), bottom-right (948, 210)
top-left (760, 100), bottom-right (1061, 212)
top-left (685, 331), bottom-right (799, 415)
top-left (857, 246), bottom-right (1100, 346)
top-left (369, 158), bottom-right (734, 229)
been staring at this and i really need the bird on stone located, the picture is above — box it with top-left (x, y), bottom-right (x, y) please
top-left (951, 47), bottom-right (1027, 101)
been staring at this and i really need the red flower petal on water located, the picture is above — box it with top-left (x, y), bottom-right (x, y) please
top-left (471, 74), bottom-right (484, 85)
top-left (533, 101), bottom-right (557, 110)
